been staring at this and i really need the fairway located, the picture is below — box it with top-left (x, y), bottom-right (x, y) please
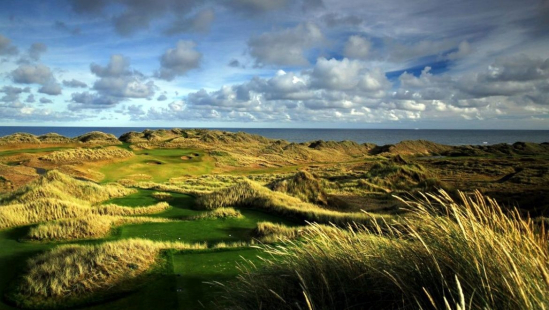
top-left (98, 148), bottom-right (214, 183)
top-left (173, 248), bottom-right (264, 309)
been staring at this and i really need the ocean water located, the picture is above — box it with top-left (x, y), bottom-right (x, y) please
top-left (0, 127), bottom-right (548, 146)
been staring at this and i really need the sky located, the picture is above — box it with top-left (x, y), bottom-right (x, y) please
top-left (0, 0), bottom-right (548, 129)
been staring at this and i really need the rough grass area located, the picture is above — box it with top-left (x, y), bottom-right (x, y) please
top-left (195, 178), bottom-right (392, 227)
top-left (267, 171), bottom-right (329, 206)
top-left (221, 190), bottom-right (549, 309)
top-left (8, 239), bottom-right (207, 309)
top-left (39, 147), bottom-right (134, 163)
top-left (189, 207), bottom-right (242, 220)
top-left (27, 215), bottom-right (172, 241)
top-left (0, 172), bottom-right (176, 231)
top-left (1, 170), bottom-right (134, 205)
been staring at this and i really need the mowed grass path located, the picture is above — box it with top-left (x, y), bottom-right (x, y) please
top-left (97, 149), bottom-right (214, 183)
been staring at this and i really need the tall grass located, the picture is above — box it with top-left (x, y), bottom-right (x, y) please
top-left (190, 207), bottom-right (243, 220)
top-left (0, 197), bottom-right (170, 230)
top-left (9, 239), bottom-right (207, 309)
top-left (39, 147), bottom-right (133, 163)
top-left (253, 221), bottom-right (338, 243)
top-left (267, 171), bottom-right (328, 206)
top-left (221, 190), bottom-right (549, 309)
top-left (1, 170), bottom-right (134, 205)
top-left (27, 215), bottom-right (172, 241)
top-left (195, 179), bottom-right (391, 227)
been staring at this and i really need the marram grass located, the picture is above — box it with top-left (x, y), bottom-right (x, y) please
top-left (195, 178), bottom-right (392, 227)
top-left (9, 239), bottom-right (207, 309)
top-left (220, 190), bottom-right (549, 309)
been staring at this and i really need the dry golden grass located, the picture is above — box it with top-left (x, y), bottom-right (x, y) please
top-left (2, 170), bottom-right (134, 205)
top-left (195, 179), bottom-right (392, 227)
top-left (27, 215), bottom-right (172, 241)
top-left (190, 207), bottom-right (242, 220)
top-left (253, 221), bottom-right (338, 243)
top-left (267, 171), bottom-right (328, 205)
top-left (222, 190), bottom-right (549, 309)
top-left (10, 239), bottom-right (206, 308)
top-left (151, 191), bottom-right (172, 201)
top-left (39, 147), bottom-right (133, 163)
top-left (94, 202), bottom-right (170, 216)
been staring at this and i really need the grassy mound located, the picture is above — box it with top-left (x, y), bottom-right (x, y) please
top-left (1, 170), bottom-right (134, 205)
top-left (27, 215), bottom-right (172, 241)
top-left (9, 239), bottom-right (207, 309)
top-left (39, 147), bottom-right (133, 163)
top-left (365, 158), bottom-right (442, 191)
top-left (0, 171), bottom-right (171, 232)
top-left (195, 179), bottom-right (390, 227)
top-left (267, 171), bottom-right (328, 206)
top-left (0, 133), bottom-right (41, 145)
top-left (221, 190), bottom-right (549, 309)
top-left (0, 197), bottom-right (170, 231)
top-left (253, 221), bottom-right (338, 243)
top-left (73, 131), bottom-right (121, 145)
top-left (190, 207), bottom-right (242, 220)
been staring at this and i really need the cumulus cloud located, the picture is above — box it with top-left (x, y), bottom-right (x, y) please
top-left (38, 81), bottom-right (62, 96)
top-left (63, 79), bottom-right (88, 88)
top-left (445, 41), bottom-right (471, 60)
top-left (343, 35), bottom-right (371, 60)
top-left (39, 97), bottom-right (53, 104)
top-left (0, 86), bottom-right (30, 102)
top-left (164, 8), bottom-right (215, 35)
top-left (28, 43), bottom-right (47, 61)
top-left (0, 34), bottom-right (19, 56)
top-left (141, 52), bottom-right (549, 125)
top-left (69, 91), bottom-right (119, 110)
top-left (91, 54), bottom-right (155, 98)
top-left (11, 64), bottom-right (56, 85)
top-left (156, 40), bottom-right (201, 81)
top-left (25, 94), bottom-right (35, 103)
top-left (157, 94), bottom-right (167, 101)
top-left (248, 22), bottom-right (324, 66)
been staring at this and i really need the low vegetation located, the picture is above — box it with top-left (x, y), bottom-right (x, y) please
top-left (195, 178), bottom-right (391, 227)
top-left (151, 191), bottom-right (173, 201)
top-left (39, 147), bottom-right (133, 163)
top-left (9, 239), bottom-right (206, 309)
top-left (267, 171), bottom-right (328, 206)
top-left (221, 190), bottom-right (549, 309)
top-left (190, 207), bottom-right (242, 220)
top-left (27, 215), bottom-right (172, 241)
top-left (1, 129), bottom-right (548, 310)
top-left (1, 170), bottom-right (133, 205)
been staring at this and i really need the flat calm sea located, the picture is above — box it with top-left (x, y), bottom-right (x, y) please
top-left (0, 127), bottom-right (548, 146)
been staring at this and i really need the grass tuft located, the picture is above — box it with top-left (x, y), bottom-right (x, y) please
top-left (221, 190), bottom-right (549, 309)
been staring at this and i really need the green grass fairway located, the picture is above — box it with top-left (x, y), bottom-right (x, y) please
top-left (173, 248), bottom-right (264, 309)
top-left (98, 149), bottom-right (214, 183)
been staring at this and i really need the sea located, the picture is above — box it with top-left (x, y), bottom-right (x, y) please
top-left (0, 127), bottom-right (548, 146)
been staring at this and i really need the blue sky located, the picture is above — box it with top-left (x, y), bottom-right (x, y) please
top-left (0, 0), bottom-right (548, 129)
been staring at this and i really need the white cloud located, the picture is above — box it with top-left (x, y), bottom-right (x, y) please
top-left (11, 64), bottom-right (55, 85)
top-left (156, 40), bottom-right (201, 81)
top-left (343, 35), bottom-right (371, 60)
top-left (248, 22), bottom-right (324, 66)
